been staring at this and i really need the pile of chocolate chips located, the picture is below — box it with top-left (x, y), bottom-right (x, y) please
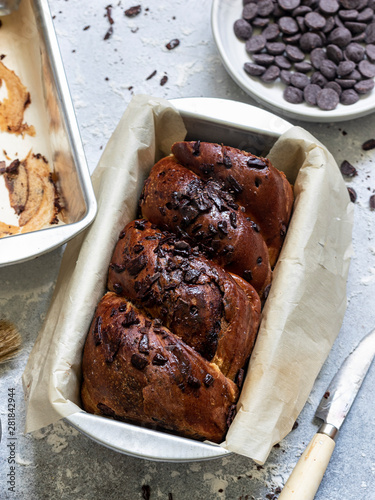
top-left (234, 0), bottom-right (375, 110)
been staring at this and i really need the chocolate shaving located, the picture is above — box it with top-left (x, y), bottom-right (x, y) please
top-left (105, 5), bottom-right (114, 25)
top-left (226, 404), bottom-right (237, 427)
top-left (93, 316), bottom-right (103, 345)
top-left (203, 373), bottom-right (214, 387)
top-left (152, 353), bottom-right (168, 365)
top-left (127, 253), bottom-right (148, 276)
top-left (122, 308), bottom-right (140, 327)
top-left (125, 5), bottom-right (141, 17)
top-left (104, 26), bottom-right (113, 40)
top-left (131, 353), bottom-right (149, 370)
top-left (146, 70), bottom-right (157, 80)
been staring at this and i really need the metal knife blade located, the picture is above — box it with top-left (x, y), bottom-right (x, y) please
top-left (278, 328), bottom-right (375, 500)
top-left (315, 328), bottom-right (375, 434)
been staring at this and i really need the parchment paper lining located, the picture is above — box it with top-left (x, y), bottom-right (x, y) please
top-left (22, 95), bottom-right (353, 464)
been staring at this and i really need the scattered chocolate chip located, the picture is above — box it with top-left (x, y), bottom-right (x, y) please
top-left (83, 25), bottom-right (90, 31)
top-left (370, 194), bottom-right (375, 210)
top-left (166, 39), bottom-right (180, 50)
top-left (340, 160), bottom-right (357, 176)
top-left (347, 186), bottom-right (357, 202)
top-left (125, 5), bottom-right (141, 17)
top-left (362, 138), bottom-right (375, 150)
top-left (104, 26), bottom-right (113, 40)
top-left (292, 420), bottom-right (299, 430)
top-left (160, 75), bottom-right (168, 86)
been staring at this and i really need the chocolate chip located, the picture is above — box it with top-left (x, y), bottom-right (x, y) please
top-left (242, 2), bottom-right (258, 21)
top-left (97, 403), bottom-right (115, 417)
top-left (234, 19), bottom-right (253, 40)
top-left (125, 5), bottom-right (141, 17)
top-left (354, 78), bottom-right (375, 93)
top-left (279, 0), bottom-right (301, 9)
top-left (127, 254), bottom-right (148, 276)
top-left (246, 34), bottom-right (267, 53)
top-left (328, 27), bottom-right (352, 47)
top-left (317, 88), bottom-right (340, 109)
top-left (279, 16), bottom-right (299, 35)
top-left (304, 83), bottom-right (322, 104)
top-left (358, 59), bottom-right (375, 77)
top-left (320, 59), bottom-right (337, 79)
top-left (284, 85), bottom-right (304, 102)
top-left (192, 140), bottom-right (201, 156)
top-left (310, 47), bottom-right (327, 68)
top-left (261, 65), bottom-right (281, 82)
top-left (340, 88), bottom-right (359, 103)
top-left (370, 194), bottom-right (375, 210)
top-left (305, 12), bottom-right (326, 29)
top-left (166, 39), bottom-right (180, 50)
top-left (252, 53), bottom-right (275, 65)
top-left (340, 160), bottom-right (357, 176)
top-left (362, 138), bottom-right (375, 150)
top-left (291, 71), bottom-right (310, 88)
top-left (299, 32), bottom-right (323, 51)
top-left (319, 0), bottom-right (340, 14)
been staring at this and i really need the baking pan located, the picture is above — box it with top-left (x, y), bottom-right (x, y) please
top-left (66, 97), bottom-right (292, 463)
top-left (0, 0), bottom-right (96, 267)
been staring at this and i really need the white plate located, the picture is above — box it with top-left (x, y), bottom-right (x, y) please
top-left (211, 0), bottom-right (375, 123)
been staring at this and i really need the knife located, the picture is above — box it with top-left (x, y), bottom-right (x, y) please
top-left (278, 328), bottom-right (375, 500)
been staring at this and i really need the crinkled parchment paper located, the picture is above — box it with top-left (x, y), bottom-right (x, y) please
top-left (22, 95), bottom-right (353, 464)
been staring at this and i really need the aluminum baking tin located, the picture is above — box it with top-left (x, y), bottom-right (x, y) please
top-left (0, 0), bottom-right (97, 267)
top-left (66, 97), bottom-right (292, 463)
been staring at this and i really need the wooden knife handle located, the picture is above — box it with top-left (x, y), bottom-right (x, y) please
top-left (278, 432), bottom-right (336, 500)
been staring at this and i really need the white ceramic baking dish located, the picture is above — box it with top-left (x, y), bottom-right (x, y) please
top-left (65, 97), bottom-right (292, 462)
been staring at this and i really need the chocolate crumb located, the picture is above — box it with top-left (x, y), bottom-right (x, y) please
top-left (340, 160), bottom-right (357, 177)
top-left (105, 4), bottom-right (114, 25)
top-left (146, 70), bottom-right (157, 80)
top-left (104, 26), bottom-right (113, 40)
top-left (166, 39), bottom-right (180, 50)
top-left (362, 139), bottom-right (375, 151)
top-left (83, 25), bottom-right (90, 31)
top-left (292, 421), bottom-right (299, 430)
top-left (125, 5), bottom-right (141, 17)
top-left (160, 75), bottom-right (168, 86)
top-left (347, 186), bottom-right (357, 202)
top-left (141, 485), bottom-right (151, 500)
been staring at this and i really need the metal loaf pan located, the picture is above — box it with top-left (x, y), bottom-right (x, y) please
top-left (66, 97), bottom-right (292, 463)
top-left (0, 0), bottom-right (96, 267)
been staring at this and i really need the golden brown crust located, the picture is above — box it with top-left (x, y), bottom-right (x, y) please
top-left (81, 293), bottom-right (239, 443)
top-left (171, 141), bottom-right (294, 267)
top-left (139, 156), bottom-right (272, 297)
top-left (107, 220), bottom-right (261, 381)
